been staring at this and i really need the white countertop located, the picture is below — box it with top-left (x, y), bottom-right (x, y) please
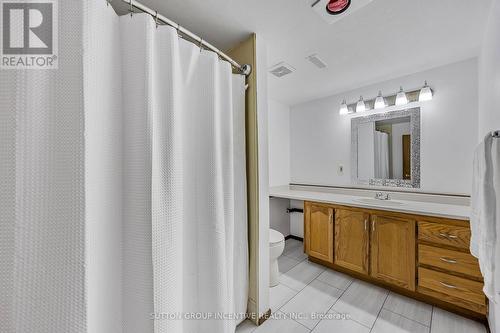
top-left (269, 186), bottom-right (471, 221)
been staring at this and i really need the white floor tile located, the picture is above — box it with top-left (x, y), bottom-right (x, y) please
top-left (280, 279), bottom-right (343, 329)
top-left (372, 309), bottom-right (429, 333)
top-left (280, 260), bottom-right (325, 291)
top-left (315, 269), bottom-right (354, 290)
top-left (269, 283), bottom-right (298, 312)
top-left (284, 239), bottom-right (302, 254)
top-left (312, 312), bottom-right (370, 333)
top-left (252, 314), bottom-right (310, 333)
top-left (236, 319), bottom-right (257, 333)
top-left (278, 255), bottom-right (301, 273)
top-left (284, 246), bottom-right (308, 261)
top-left (331, 280), bottom-right (388, 328)
top-left (383, 292), bottom-right (432, 326)
top-left (430, 308), bottom-right (486, 333)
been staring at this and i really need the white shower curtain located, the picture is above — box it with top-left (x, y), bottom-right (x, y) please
top-left (2, 1), bottom-right (248, 332)
top-left (374, 131), bottom-right (390, 179)
top-left (117, 13), bottom-right (248, 333)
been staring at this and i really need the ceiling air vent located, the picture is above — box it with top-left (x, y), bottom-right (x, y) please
top-left (269, 62), bottom-right (295, 78)
top-left (306, 54), bottom-right (327, 69)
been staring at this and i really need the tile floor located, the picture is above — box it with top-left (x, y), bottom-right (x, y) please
top-left (236, 239), bottom-right (488, 333)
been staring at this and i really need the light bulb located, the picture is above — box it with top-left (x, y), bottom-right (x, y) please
top-left (339, 99), bottom-right (349, 115)
top-left (356, 96), bottom-right (366, 113)
top-left (419, 81), bottom-right (433, 101)
top-left (374, 91), bottom-right (386, 109)
top-left (395, 86), bottom-right (408, 106)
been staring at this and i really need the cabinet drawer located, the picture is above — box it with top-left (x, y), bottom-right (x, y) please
top-left (418, 221), bottom-right (470, 249)
top-left (418, 267), bottom-right (485, 306)
top-left (419, 245), bottom-right (482, 279)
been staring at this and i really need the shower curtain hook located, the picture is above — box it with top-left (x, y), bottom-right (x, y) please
top-left (129, 0), bottom-right (133, 17)
top-left (199, 39), bottom-right (203, 52)
top-left (155, 10), bottom-right (159, 28)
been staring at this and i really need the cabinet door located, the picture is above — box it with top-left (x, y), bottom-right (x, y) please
top-left (371, 215), bottom-right (416, 290)
top-left (334, 209), bottom-right (369, 275)
top-left (305, 203), bottom-right (334, 263)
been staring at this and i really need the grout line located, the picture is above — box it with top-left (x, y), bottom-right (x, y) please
top-left (368, 289), bottom-right (390, 333)
top-left (289, 317), bottom-right (313, 332)
top-left (429, 306), bottom-right (434, 333)
top-left (382, 307), bottom-right (431, 328)
top-left (282, 253), bottom-right (307, 261)
top-left (276, 263), bottom-right (326, 310)
top-left (279, 257), bottom-right (303, 274)
top-left (287, 278), bottom-right (343, 332)
top-left (308, 278), bottom-right (355, 332)
top-left (315, 273), bottom-right (355, 291)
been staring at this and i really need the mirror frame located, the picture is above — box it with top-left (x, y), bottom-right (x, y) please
top-left (351, 107), bottom-right (421, 188)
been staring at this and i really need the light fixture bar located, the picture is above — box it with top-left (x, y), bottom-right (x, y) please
top-left (344, 88), bottom-right (422, 113)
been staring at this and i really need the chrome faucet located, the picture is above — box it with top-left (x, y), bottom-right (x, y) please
top-left (375, 192), bottom-right (390, 200)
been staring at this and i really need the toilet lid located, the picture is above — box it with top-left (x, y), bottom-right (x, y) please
top-left (269, 229), bottom-right (284, 245)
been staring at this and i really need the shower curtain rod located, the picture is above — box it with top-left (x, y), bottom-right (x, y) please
top-left (118, 0), bottom-right (252, 76)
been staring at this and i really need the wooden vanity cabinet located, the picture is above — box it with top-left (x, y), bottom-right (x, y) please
top-left (304, 202), bottom-right (334, 263)
top-left (334, 208), bottom-right (370, 275)
top-left (370, 214), bottom-right (416, 291)
top-left (303, 200), bottom-right (486, 320)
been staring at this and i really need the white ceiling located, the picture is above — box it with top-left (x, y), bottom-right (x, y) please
top-left (112, 0), bottom-right (492, 106)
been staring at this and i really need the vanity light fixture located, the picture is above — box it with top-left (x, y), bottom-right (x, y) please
top-left (356, 96), bottom-right (366, 112)
top-left (419, 81), bottom-right (433, 102)
top-left (338, 82), bottom-right (434, 116)
top-left (339, 99), bottom-right (349, 115)
top-left (374, 91), bottom-right (386, 109)
top-left (395, 86), bottom-right (408, 106)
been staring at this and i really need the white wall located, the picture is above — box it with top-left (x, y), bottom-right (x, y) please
top-left (289, 200), bottom-right (304, 238)
top-left (290, 58), bottom-right (478, 195)
top-left (268, 99), bottom-right (292, 238)
top-left (479, 0), bottom-right (500, 138)
top-left (269, 198), bottom-right (291, 237)
top-left (268, 99), bottom-right (291, 187)
top-left (478, 1), bottom-right (500, 331)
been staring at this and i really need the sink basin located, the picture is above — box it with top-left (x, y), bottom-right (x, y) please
top-left (353, 198), bottom-right (404, 206)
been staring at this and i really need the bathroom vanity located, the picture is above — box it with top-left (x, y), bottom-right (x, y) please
top-left (269, 105), bottom-right (487, 320)
top-left (270, 186), bottom-right (486, 320)
top-left (303, 199), bottom-right (486, 320)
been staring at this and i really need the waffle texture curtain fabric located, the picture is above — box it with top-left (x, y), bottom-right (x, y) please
top-left (120, 14), bottom-right (248, 333)
top-left (0, 1), bottom-right (86, 332)
top-left (2, 1), bottom-right (247, 332)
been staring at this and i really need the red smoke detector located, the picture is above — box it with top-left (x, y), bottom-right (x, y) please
top-left (326, 0), bottom-right (351, 15)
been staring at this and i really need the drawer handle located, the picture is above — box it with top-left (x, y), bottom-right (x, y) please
top-left (439, 281), bottom-right (457, 289)
top-left (439, 233), bottom-right (458, 239)
top-left (439, 257), bottom-right (458, 264)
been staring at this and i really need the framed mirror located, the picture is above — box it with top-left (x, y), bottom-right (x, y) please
top-left (351, 107), bottom-right (421, 188)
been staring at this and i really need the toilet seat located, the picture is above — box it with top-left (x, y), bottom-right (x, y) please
top-left (269, 229), bottom-right (284, 246)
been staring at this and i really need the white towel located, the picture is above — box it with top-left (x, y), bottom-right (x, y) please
top-left (470, 133), bottom-right (499, 303)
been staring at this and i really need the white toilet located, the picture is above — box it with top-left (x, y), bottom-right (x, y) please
top-left (269, 229), bottom-right (285, 287)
